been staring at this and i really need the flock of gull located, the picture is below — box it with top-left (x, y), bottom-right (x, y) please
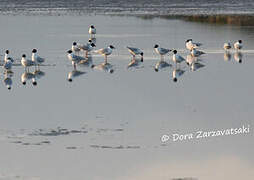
top-left (66, 25), bottom-right (243, 80)
top-left (1, 25), bottom-right (244, 90)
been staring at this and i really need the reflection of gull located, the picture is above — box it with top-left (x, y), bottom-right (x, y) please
top-left (92, 62), bottom-right (114, 73)
top-left (79, 56), bottom-right (93, 68)
top-left (154, 44), bottom-right (171, 60)
top-left (3, 72), bottom-right (12, 90)
top-left (224, 52), bottom-right (231, 61)
top-left (172, 50), bottom-right (185, 64)
top-left (67, 50), bottom-right (86, 69)
top-left (186, 54), bottom-right (198, 65)
top-left (185, 39), bottom-right (202, 50)
top-left (191, 48), bottom-right (205, 57)
top-left (21, 54), bottom-right (35, 71)
top-left (154, 60), bottom-right (170, 72)
top-left (94, 45), bottom-right (115, 63)
top-left (32, 49), bottom-right (45, 67)
top-left (21, 71), bottom-right (37, 86)
top-left (89, 25), bottom-right (96, 38)
top-left (127, 58), bottom-right (143, 69)
top-left (33, 70), bottom-right (45, 80)
top-left (234, 40), bottom-right (243, 51)
top-left (68, 70), bottom-right (86, 82)
top-left (127, 46), bottom-right (144, 62)
top-left (191, 62), bottom-right (205, 72)
top-left (224, 42), bottom-right (231, 51)
top-left (234, 52), bottom-right (243, 63)
top-left (172, 68), bottom-right (185, 82)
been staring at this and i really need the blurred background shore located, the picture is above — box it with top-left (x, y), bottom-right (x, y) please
top-left (1, 0), bottom-right (254, 25)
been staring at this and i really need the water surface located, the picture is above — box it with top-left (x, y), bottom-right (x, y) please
top-left (0, 15), bottom-right (253, 180)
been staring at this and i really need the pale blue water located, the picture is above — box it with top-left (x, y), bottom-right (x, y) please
top-left (0, 14), bottom-right (253, 180)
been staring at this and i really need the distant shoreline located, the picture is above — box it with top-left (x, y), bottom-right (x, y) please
top-left (1, 7), bottom-right (254, 25)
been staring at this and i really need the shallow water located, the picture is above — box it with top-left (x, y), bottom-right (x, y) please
top-left (0, 15), bottom-right (253, 180)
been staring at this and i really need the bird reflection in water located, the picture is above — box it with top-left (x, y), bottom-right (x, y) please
top-left (190, 62), bottom-right (205, 72)
top-left (79, 56), bottom-right (93, 68)
top-left (92, 61), bottom-right (114, 73)
top-left (186, 54), bottom-right (198, 66)
top-left (21, 71), bottom-right (37, 86)
top-left (234, 52), bottom-right (243, 63)
top-left (3, 71), bottom-right (13, 90)
top-left (185, 54), bottom-right (205, 71)
top-left (224, 51), bottom-right (232, 61)
top-left (127, 57), bottom-right (144, 70)
top-left (172, 67), bottom-right (185, 82)
top-left (154, 60), bottom-right (171, 72)
top-left (67, 70), bottom-right (86, 82)
top-left (33, 68), bottom-right (45, 83)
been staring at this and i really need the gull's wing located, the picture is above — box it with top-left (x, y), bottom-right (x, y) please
top-left (77, 43), bottom-right (89, 51)
top-left (37, 56), bottom-right (45, 63)
top-left (127, 47), bottom-right (141, 54)
top-left (160, 48), bottom-right (170, 54)
top-left (194, 42), bottom-right (202, 47)
top-left (72, 54), bottom-right (86, 62)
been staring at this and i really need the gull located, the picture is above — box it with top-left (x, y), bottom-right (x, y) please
top-left (3, 72), bottom-right (12, 90)
top-left (3, 57), bottom-right (13, 73)
top-left (67, 50), bottom-right (86, 69)
top-left (21, 71), bottom-right (37, 86)
top-left (224, 42), bottom-right (231, 51)
top-left (94, 45), bottom-right (115, 63)
top-left (68, 70), bottom-right (86, 82)
top-left (126, 46), bottom-right (144, 62)
top-left (89, 37), bottom-right (96, 44)
top-left (32, 49), bottom-right (45, 67)
top-left (190, 48), bottom-right (205, 57)
top-left (4, 50), bottom-right (14, 63)
top-left (185, 39), bottom-right (202, 50)
top-left (172, 50), bottom-right (185, 64)
top-left (172, 68), bottom-right (185, 82)
top-left (89, 25), bottom-right (96, 38)
top-left (234, 40), bottom-right (243, 51)
top-left (154, 44), bottom-right (171, 60)
top-left (234, 52), bottom-right (243, 63)
top-left (72, 42), bottom-right (81, 54)
top-left (77, 41), bottom-right (96, 57)
top-left (21, 54), bottom-right (35, 71)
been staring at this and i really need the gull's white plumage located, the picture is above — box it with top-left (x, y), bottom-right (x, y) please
top-left (234, 40), bottom-right (243, 50)
top-left (185, 39), bottom-right (202, 50)
top-left (32, 49), bottom-right (45, 66)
